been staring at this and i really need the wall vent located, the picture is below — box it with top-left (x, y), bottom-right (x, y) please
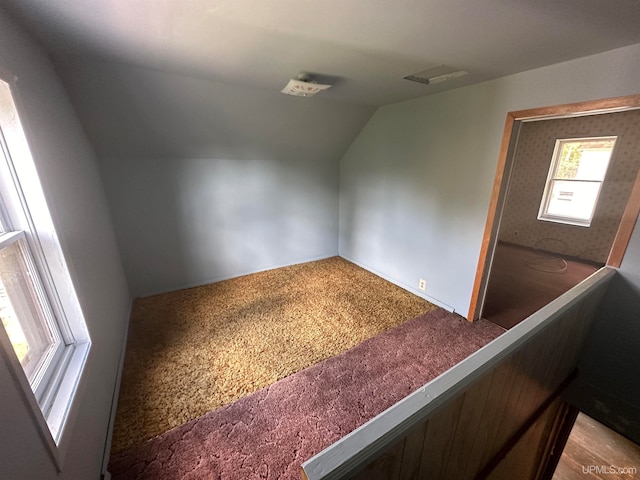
top-left (403, 65), bottom-right (467, 85)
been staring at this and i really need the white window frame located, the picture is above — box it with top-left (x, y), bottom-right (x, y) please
top-left (537, 136), bottom-right (617, 228)
top-left (0, 230), bottom-right (66, 397)
top-left (0, 77), bottom-right (91, 470)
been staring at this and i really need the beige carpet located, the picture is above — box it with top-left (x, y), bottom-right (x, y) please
top-left (111, 256), bottom-right (435, 453)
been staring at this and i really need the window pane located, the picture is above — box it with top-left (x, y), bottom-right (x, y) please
top-left (555, 139), bottom-right (615, 181)
top-left (545, 180), bottom-right (601, 222)
top-left (0, 239), bottom-right (61, 384)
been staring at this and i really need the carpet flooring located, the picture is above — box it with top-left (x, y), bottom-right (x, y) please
top-left (109, 308), bottom-right (505, 480)
top-left (112, 257), bottom-right (436, 453)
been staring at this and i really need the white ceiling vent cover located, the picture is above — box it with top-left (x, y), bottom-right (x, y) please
top-left (281, 74), bottom-right (332, 97)
top-left (403, 65), bottom-right (467, 85)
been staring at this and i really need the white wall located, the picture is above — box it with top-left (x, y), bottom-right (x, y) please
top-left (0, 9), bottom-right (131, 480)
top-left (339, 43), bottom-right (640, 314)
top-left (339, 42), bottom-right (640, 442)
top-left (55, 61), bottom-right (375, 296)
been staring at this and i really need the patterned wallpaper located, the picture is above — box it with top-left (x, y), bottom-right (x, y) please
top-left (498, 109), bottom-right (640, 263)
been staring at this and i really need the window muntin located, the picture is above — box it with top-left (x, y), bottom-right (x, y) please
top-left (538, 137), bottom-right (616, 227)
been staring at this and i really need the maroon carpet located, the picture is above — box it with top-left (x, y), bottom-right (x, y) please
top-left (109, 309), bottom-right (504, 480)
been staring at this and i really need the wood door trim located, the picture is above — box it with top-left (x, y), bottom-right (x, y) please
top-left (467, 113), bottom-right (517, 323)
top-left (467, 93), bottom-right (640, 321)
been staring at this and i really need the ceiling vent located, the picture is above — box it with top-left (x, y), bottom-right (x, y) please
top-left (281, 73), bottom-right (332, 97)
top-left (403, 65), bottom-right (467, 85)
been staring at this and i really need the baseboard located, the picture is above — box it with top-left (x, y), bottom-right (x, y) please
top-left (339, 255), bottom-right (455, 313)
top-left (100, 297), bottom-right (133, 478)
top-left (137, 253), bottom-right (339, 298)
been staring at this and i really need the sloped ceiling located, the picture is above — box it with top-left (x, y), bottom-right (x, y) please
top-left (3, 0), bottom-right (640, 106)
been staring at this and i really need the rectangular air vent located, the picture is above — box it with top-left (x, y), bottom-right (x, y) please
top-left (403, 65), bottom-right (467, 85)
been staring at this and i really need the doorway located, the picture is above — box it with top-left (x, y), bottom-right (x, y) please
top-left (468, 94), bottom-right (640, 324)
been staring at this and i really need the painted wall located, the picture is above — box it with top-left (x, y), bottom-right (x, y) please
top-left (575, 217), bottom-right (640, 442)
top-left (54, 60), bottom-right (375, 297)
top-left (339, 43), bottom-right (640, 314)
top-left (498, 111), bottom-right (640, 264)
top-left (0, 9), bottom-right (131, 480)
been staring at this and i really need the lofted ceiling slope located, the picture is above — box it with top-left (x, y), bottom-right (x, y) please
top-left (2, 0), bottom-right (640, 106)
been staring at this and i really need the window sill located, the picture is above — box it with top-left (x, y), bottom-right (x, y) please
top-left (46, 341), bottom-right (92, 470)
top-left (47, 342), bottom-right (91, 441)
top-left (10, 339), bottom-right (92, 471)
top-left (537, 215), bottom-right (591, 228)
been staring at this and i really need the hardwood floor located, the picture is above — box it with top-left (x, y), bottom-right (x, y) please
top-left (482, 243), bottom-right (600, 329)
top-left (553, 413), bottom-right (640, 480)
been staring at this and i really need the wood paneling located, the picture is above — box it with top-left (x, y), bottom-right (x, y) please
top-left (488, 396), bottom-right (569, 480)
top-left (417, 394), bottom-right (466, 479)
top-left (397, 422), bottom-right (428, 480)
top-left (302, 268), bottom-right (615, 480)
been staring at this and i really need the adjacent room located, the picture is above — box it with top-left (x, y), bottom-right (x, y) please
top-left (0, 1), bottom-right (640, 480)
top-left (482, 110), bottom-right (640, 329)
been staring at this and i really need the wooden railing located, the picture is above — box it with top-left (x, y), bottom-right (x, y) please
top-left (301, 267), bottom-right (615, 480)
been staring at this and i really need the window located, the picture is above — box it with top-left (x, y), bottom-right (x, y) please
top-left (538, 137), bottom-right (616, 227)
top-left (0, 79), bottom-right (90, 465)
top-left (0, 235), bottom-right (65, 394)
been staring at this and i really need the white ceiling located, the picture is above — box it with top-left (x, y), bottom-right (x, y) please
top-left (3, 0), bottom-right (640, 106)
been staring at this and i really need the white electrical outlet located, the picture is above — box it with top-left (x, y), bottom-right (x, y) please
top-left (418, 279), bottom-right (426, 291)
